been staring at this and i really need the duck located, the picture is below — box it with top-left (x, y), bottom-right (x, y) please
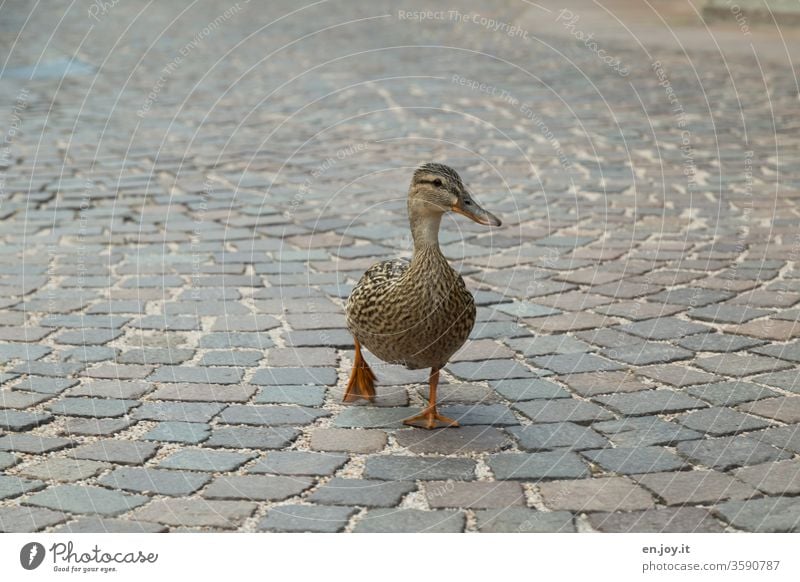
top-left (343, 163), bottom-right (501, 429)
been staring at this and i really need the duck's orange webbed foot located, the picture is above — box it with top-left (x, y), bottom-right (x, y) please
top-left (402, 406), bottom-right (459, 429)
top-left (342, 338), bottom-right (376, 403)
top-left (402, 367), bottom-right (459, 429)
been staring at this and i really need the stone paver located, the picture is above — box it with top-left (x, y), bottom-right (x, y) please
top-left (99, 468), bottom-right (210, 496)
top-left (593, 390), bottom-right (707, 416)
top-left (142, 422), bottom-right (211, 444)
top-left (364, 456), bottom-right (476, 481)
top-left (714, 497), bottom-right (800, 532)
top-left (732, 460), bottom-right (800, 495)
top-left (425, 481), bottom-right (524, 509)
top-left (676, 436), bottom-right (792, 471)
top-left (19, 458), bottom-right (110, 482)
top-left (490, 378), bottom-right (570, 401)
top-left (0, 0), bottom-right (798, 533)
top-left (581, 446), bottom-right (686, 474)
top-left (675, 407), bottom-right (772, 436)
top-left (0, 435), bottom-right (74, 454)
top-left (539, 477), bottom-right (655, 512)
top-left (132, 499), bottom-right (256, 529)
top-left (488, 452), bottom-right (590, 480)
top-left (513, 399), bottom-right (615, 424)
top-left (54, 519), bottom-right (166, 533)
top-left (309, 478), bottom-right (414, 507)
top-left (26, 485), bottom-right (148, 516)
top-left (158, 449), bottom-right (256, 472)
top-left (204, 475), bottom-right (314, 501)
top-left (589, 507), bottom-right (724, 533)
top-left (394, 426), bottom-right (508, 454)
top-left (634, 470), bottom-right (757, 506)
top-left (686, 381), bottom-right (780, 406)
top-left (247, 451), bottom-right (347, 476)
top-left (353, 508), bottom-right (465, 533)
top-left (507, 422), bottom-right (609, 452)
top-left (310, 428), bottom-right (387, 453)
top-left (217, 405), bottom-right (328, 426)
top-left (0, 506), bottom-right (67, 532)
top-left (258, 505), bottom-right (355, 533)
top-left (71, 440), bottom-right (159, 465)
top-left (205, 427), bottom-right (300, 450)
top-left (739, 397), bottom-right (800, 424)
top-left (475, 508), bottom-right (576, 532)
top-left (0, 475), bottom-right (45, 499)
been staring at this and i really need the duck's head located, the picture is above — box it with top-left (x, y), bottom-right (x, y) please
top-left (408, 162), bottom-right (501, 227)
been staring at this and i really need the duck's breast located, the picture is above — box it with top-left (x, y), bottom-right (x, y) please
top-left (346, 257), bottom-right (475, 369)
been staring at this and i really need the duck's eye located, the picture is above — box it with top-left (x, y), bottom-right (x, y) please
top-left (464, 199), bottom-right (472, 206)
top-left (432, 179), bottom-right (443, 187)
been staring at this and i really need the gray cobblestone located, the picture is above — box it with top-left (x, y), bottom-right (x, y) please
top-left (686, 381), bottom-right (780, 406)
top-left (677, 436), bottom-right (792, 470)
top-left (310, 428), bottom-right (387, 453)
top-left (72, 440), bottom-right (159, 465)
top-left (132, 499), bottom-right (256, 529)
top-left (248, 451), bottom-right (347, 476)
top-left (733, 460), bottom-right (800, 495)
top-left (26, 485), bottom-right (148, 516)
top-left (539, 477), bottom-right (655, 512)
top-left (676, 407), bottom-right (773, 436)
top-left (309, 478), bottom-right (414, 507)
top-left (218, 404), bottom-right (329, 426)
top-left (581, 446), bottom-right (686, 474)
top-left (142, 422), bottom-right (211, 444)
top-left (395, 426), bottom-right (508, 454)
top-left (0, 410), bottom-right (54, 431)
top-left (592, 417), bottom-right (703, 447)
top-left (133, 402), bottom-right (225, 422)
top-left (476, 508), bottom-right (575, 532)
top-left (0, 506), bottom-right (67, 532)
top-left (205, 426), bottom-right (300, 449)
top-left (714, 497), bottom-right (800, 532)
top-left (0, 475), bottom-right (45, 499)
top-left (99, 467), bottom-right (210, 496)
top-left (53, 518), bottom-right (166, 533)
top-left (258, 505), bottom-right (355, 533)
top-left (589, 507), bottom-right (724, 532)
top-left (514, 399), bottom-right (615, 424)
top-left (593, 390), bottom-right (707, 416)
top-left (634, 470), bottom-right (756, 505)
top-left (507, 422), bottom-right (609, 452)
top-left (19, 458), bottom-right (110, 482)
top-left (158, 449), bottom-right (256, 472)
top-left (47, 397), bottom-right (140, 418)
top-left (353, 508), bottom-right (464, 533)
top-left (490, 378), bottom-right (570, 401)
top-left (0, 434), bottom-right (74, 454)
top-left (488, 452), bottom-right (590, 480)
top-left (204, 475), bottom-right (314, 501)
top-left (364, 456), bottom-right (476, 481)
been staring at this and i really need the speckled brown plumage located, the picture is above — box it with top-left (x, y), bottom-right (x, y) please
top-left (345, 246), bottom-right (476, 370)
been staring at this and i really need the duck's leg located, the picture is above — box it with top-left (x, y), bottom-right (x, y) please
top-left (403, 367), bottom-right (459, 429)
top-left (342, 338), bottom-right (376, 402)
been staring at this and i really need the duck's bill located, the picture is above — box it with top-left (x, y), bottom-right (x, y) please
top-left (451, 196), bottom-right (501, 227)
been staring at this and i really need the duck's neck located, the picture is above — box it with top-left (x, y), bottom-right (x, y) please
top-left (409, 210), bottom-right (443, 258)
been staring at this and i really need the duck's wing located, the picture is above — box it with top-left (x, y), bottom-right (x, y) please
top-left (345, 258), bottom-right (409, 315)
top-left (357, 258), bottom-right (408, 287)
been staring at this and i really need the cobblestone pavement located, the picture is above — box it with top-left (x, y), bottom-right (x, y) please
top-left (1, 0), bottom-right (799, 533)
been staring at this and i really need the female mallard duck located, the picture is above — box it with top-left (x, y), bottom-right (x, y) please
top-left (343, 163), bottom-right (501, 429)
